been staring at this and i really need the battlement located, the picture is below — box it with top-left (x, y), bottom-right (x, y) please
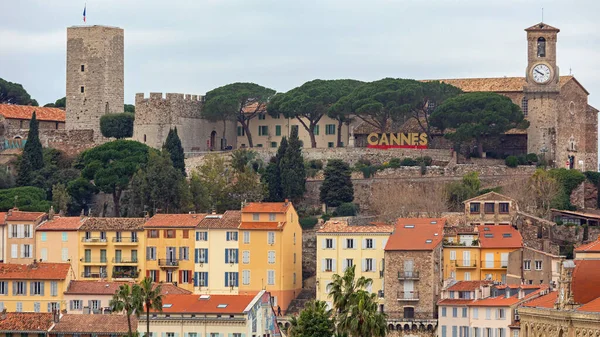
top-left (135, 92), bottom-right (205, 104)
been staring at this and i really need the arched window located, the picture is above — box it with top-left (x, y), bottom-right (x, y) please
top-left (537, 37), bottom-right (546, 57)
top-left (105, 102), bottom-right (109, 114)
top-left (521, 97), bottom-right (528, 117)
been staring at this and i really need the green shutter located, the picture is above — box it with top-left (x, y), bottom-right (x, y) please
top-left (275, 125), bottom-right (281, 136)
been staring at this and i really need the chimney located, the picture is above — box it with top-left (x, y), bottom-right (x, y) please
top-left (284, 199), bottom-right (289, 205)
top-left (48, 206), bottom-right (55, 220)
top-left (7, 209), bottom-right (12, 216)
top-left (0, 308), bottom-right (6, 320)
top-left (52, 309), bottom-right (60, 323)
top-left (80, 209), bottom-right (85, 219)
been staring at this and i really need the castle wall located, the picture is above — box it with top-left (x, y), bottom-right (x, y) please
top-left (556, 80), bottom-right (590, 170)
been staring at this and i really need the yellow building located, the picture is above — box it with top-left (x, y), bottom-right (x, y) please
top-left (444, 225), bottom-right (522, 282)
top-left (143, 214), bottom-right (206, 292)
top-left (5, 209), bottom-right (47, 264)
top-left (238, 201), bottom-right (302, 313)
top-left (36, 215), bottom-right (85, 278)
top-left (0, 261), bottom-right (72, 312)
top-left (316, 218), bottom-right (394, 309)
top-left (194, 210), bottom-right (241, 295)
top-left (78, 217), bottom-right (146, 281)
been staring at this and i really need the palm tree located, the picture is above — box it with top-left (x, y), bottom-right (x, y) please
top-left (139, 277), bottom-right (163, 337)
top-left (328, 264), bottom-right (372, 314)
top-left (337, 290), bottom-right (387, 337)
top-left (109, 284), bottom-right (142, 337)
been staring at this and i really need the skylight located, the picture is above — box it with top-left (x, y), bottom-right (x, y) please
top-left (205, 215), bottom-right (222, 219)
top-left (199, 295), bottom-right (211, 300)
top-left (217, 304), bottom-right (228, 308)
top-left (430, 221), bottom-right (437, 224)
top-left (426, 239), bottom-right (433, 243)
top-left (404, 225), bottom-right (415, 228)
top-left (483, 227), bottom-right (490, 231)
top-left (503, 233), bottom-right (512, 238)
top-left (484, 234), bottom-right (493, 238)
top-left (163, 304), bottom-right (172, 308)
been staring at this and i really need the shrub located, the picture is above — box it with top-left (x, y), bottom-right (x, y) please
top-left (555, 219), bottom-right (563, 226)
top-left (584, 171), bottom-right (600, 185)
top-left (0, 186), bottom-right (52, 212)
top-left (99, 113), bottom-right (135, 139)
top-left (417, 156), bottom-right (433, 166)
top-left (400, 158), bottom-right (418, 166)
top-left (420, 161), bottom-right (427, 175)
top-left (517, 155), bottom-right (528, 165)
top-left (526, 153), bottom-right (539, 164)
top-left (388, 158), bottom-right (402, 168)
top-left (333, 203), bottom-right (358, 216)
top-left (357, 158), bottom-right (371, 166)
top-left (321, 213), bottom-right (332, 222)
top-left (308, 159), bottom-right (323, 170)
top-left (505, 156), bottom-right (518, 167)
top-left (299, 217), bottom-right (319, 229)
top-left (360, 166), bottom-right (378, 178)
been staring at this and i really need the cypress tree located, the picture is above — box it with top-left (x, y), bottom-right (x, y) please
top-left (279, 128), bottom-right (306, 201)
top-left (163, 128), bottom-right (186, 176)
top-left (320, 159), bottom-right (354, 207)
top-left (16, 155), bottom-right (32, 187)
top-left (22, 112), bottom-right (43, 170)
top-left (262, 158), bottom-right (282, 202)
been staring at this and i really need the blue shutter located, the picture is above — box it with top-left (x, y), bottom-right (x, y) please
top-left (205, 249), bottom-right (209, 263)
top-left (204, 272), bottom-right (209, 287)
top-left (235, 272), bottom-right (239, 287)
top-left (234, 249), bottom-right (239, 263)
top-left (226, 232), bottom-right (230, 241)
top-left (195, 232), bottom-right (199, 241)
top-left (194, 272), bottom-right (199, 286)
top-left (225, 272), bottom-right (229, 287)
top-left (225, 249), bottom-right (229, 264)
top-left (195, 249), bottom-right (199, 263)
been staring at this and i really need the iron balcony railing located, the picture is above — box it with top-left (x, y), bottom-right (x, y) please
top-left (158, 259), bottom-right (179, 267)
top-left (81, 237), bottom-right (107, 243)
top-left (397, 291), bottom-right (419, 300)
top-left (81, 272), bottom-right (108, 278)
top-left (112, 237), bottom-right (139, 243)
top-left (397, 271), bottom-right (419, 279)
top-left (112, 257), bottom-right (138, 263)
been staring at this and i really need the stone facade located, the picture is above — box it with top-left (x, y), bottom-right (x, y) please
top-left (132, 93), bottom-right (237, 152)
top-left (506, 247), bottom-right (563, 286)
top-left (66, 25), bottom-right (124, 142)
top-left (464, 192), bottom-right (519, 226)
top-left (519, 308), bottom-right (600, 337)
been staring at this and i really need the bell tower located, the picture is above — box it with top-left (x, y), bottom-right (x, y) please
top-left (523, 22), bottom-right (560, 163)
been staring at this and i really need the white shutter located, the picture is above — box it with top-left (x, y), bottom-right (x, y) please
top-left (11, 245), bottom-right (17, 258)
top-left (372, 239), bottom-right (376, 249)
top-left (7, 225), bottom-right (11, 239)
top-left (362, 239), bottom-right (366, 249)
top-left (450, 250), bottom-right (456, 261)
top-left (362, 259), bottom-right (366, 272)
top-left (41, 248), bottom-right (48, 262)
top-left (382, 238), bottom-right (388, 249)
top-left (20, 244), bottom-right (24, 258)
top-left (321, 259), bottom-right (326, 272)
top-left (18, 225), bottom-right (23, 239)
top-left (28, 225), bottom-right (32, 238)
top-left (61, 248), bottom-right (69, 262)
top-left (342, 239), bottom-right (347, 249)
top-left (332, 259), bottom-right (336, 272)
top-left (332, 239), bottom-right (336, 249)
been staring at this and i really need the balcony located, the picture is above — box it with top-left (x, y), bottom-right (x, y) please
top-left (398, 271), bottom-right (419, 280)
top-left (455, 260), bottom-right (477, 268)
top-left (82, 237), bottom-right (108, 245)
top-left (112, 257), bottom-right (138, 265)
top-left (81, 272), bottom-right (108, 279)
top-left (158, 259), bottom-right (179, 268)
top-left (112, 237), bottom-right (139, 245)
top-left (397, 291), bottom-right (419, 301)
top-left (81, 259), bottom-right (108, 265)
top-left (112, 269), bottom-right (139, 280)
top-left (480, 260), bottom-right (508, 269)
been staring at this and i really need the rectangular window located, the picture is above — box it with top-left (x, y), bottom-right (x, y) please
top-left (267, 270), bottom-right (275, 285)
top-left (499, 202), bottom-right (510, 213)
top-left (180, 270), bottom-right (191, 283)
top-left (182, 230), bottom-right (189, 239)
top-left (498, 329), bottom-right (505, 337)
top-left (524, 260), bottom-right (531, 270)
top-left (179, 247), bottom-right (189, 260)
top-left (365, 258), bottom-right (374, 272)
top-left (22, 244), bottom-right (31, 258)
top-left (164, 229), bottom-right (175, 238)
top-left (70, 300), bottom-right (82, 310)
top-left (346, 238), bottom-right (354, 249)
top-left (225, 249), bottom-right (238, 264)
top-left (196, 231), bottom-right (208, 241)
top-left (442, 307), bottom-right (447, 317)
top-left (269, 213), bottom-right (276, 221)
top-left (242, 251), bottom-right (250, 264)
top-left (486, 308), bottom-right (491, 319)
top-left (484, 203), bottom-right (495, 214)
top-left (535, 260), bottom-right (543, 270)
top-left (291, 125), bottom-right (299, 134)
top-left (148, 230), bottom-right (159, 238)
top-left (146, 247), bottom-right (156, 260)
top-left (442, 326), bottom-right (447, 337)
top-left (242, 270), bottom-right (251, 285)
top-left (100, 249), bottom-right (107, 263)
top-left (50, 282), bottom-right (57, 296)
top-left (498, 308), bottom-right (505, 319)
top-left (14, 282), bottom-right (26, 295)
top-left (345, 258), bottom-right (353, 271)
top-left (0, 282), bottom-right (7, 295)
top-left (313, 125), bottom-right (320, 135)
top-left (237, 126), bottom-right (245, 137)
top-left (31, 282), bottom-right (43, 295)
top-left (253, 213), bottom-right (260, 221)
top-left (271, 142), bottom-right (277, 148)
top-left (196, 272), bottom-right (208, 287)
top-left (41, 232), bottom-right (47, 242)
top-left (40, 248), bottom-right (48, 262)
top-left (24, 225), bottom-right (31, 238)
top-left (328, 142), bottom-right (334, 148)
top-left (268, 232), bottom-right (275, 244)
top-left (452, 307), bottom-right (457, 317)
top-left (325, 238), bottom-right (333, 249)
top-left (10, 244), bottom-right (17, 258)
top-left (325, 258), bottom-right (333, 272)
top-left (258, 113), bottom-right (266, 120)
top-left (16, 302), bottom-right (22, 312)
top-left (225, 272), bottom-right (239, 287)
top-left (365, 238), bottom-right (374, 249)
top-left (243, 231), bottom-right (250, 244)
top-left (62, 232), bottom-right (68, 242)
top-left (195, 248), bottom-right (208, 263)
top-left (473, 307), bottom-right (478, 319)
top-left (258, 125), bottom-right (268, 136)
top-left (276, 125), bottom-right (281, 136)
top-left (452, 326), bottom-right (457, 337)
top-left (470, 203), bottom-right (481, 214)
top-left (462, 307), bottom-right (467, 317)
top-left (268, 251), bottom-right (276, 264)
top-left (325, 124), bottom-right (336, 135)
top-left (450, 250), bottom-right (456, 261)
top-left (226, 232), bottom-right (238, 241)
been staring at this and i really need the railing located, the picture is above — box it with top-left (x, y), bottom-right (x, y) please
top-left (158, 259), bottom-right (179, 267)
top-left (82, 259), bottom-right (108, 264)
top-left (112, 257), bottom-right (138, 263)
top-left (397, 291), bottom-right (419, 300)
top-left (455, 260), bottom-right (477, 268)
top-left (112, 237), bottom-right (138, 243)
top-left (81, 272), bottom-right (108, 278)
top-left (112, 271), bottom-right (139, 279)
top-left (82, 237), bottom-right (107, 243)
top-left (398, 271), bottom-right (419, 279)
top-left (480, 260), bottom-right (509, 269)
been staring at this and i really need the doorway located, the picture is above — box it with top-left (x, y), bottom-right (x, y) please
top-left (210, 131), bottom-right (217, 151)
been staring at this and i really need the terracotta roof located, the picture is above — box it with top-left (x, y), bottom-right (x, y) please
top-left (575, 238), bottom-right (600, 253)
top-left (384, 218), bottom-right (445, 251)
top-left (156, 293), bottom-right (257, 314)
top-left (438, 299), bottom-right (475, 305)
top-left (198, 210), bottom-right (241, 229)
top-left (6, 210), bottom-right (46, 222)
top-left (0, 262), bottom-right (70, 280)
top-left (143, 214), bottom-right (207, 228)
top-left (0, 313), bottom-right (53, 332)
top-left (577, 296), bottom-right (600, 313)
top-left (37, 216), bottom-right (86, 231)
top-left (51, 314), bottom-right (135, 333)
top-left (448, 281), bottom-right (493, 291)
top-left (64, 280), bottom-right (191, 295)
top-left (79, 217), bottom-right (146, 231)
top-left (552, 209), bottom-right (600, 221)
top-left (317, 219), bottom-right (395, 234)
top-left (0, 212), bottom-right (6, 225)
top-left (522, 291), bottom-right (557, 309)
top-left (242, 102), bottom-right (267, 114)
top-left (572, 260), bottom-right (600, 304)
top-left (476, 225), bottom-right (522, 249)
top-left (0, 104), bottom-right (66, 122)
top-left (463, 191), bottom-right (516, 204)
top-left (238, 221), bottom-right (286, 230)
top-left (242, 202), bottom-right (291, 213)
top-left (467, 295), bottom-right (519, 307)
top-left (430, 75), bottom-right (575, 93)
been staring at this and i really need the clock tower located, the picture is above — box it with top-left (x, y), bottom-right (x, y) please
top-left (523, 22), bottom-right (561, 162)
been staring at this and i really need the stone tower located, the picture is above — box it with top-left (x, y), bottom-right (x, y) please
top-left (523, 22), bottom-right (560, 163)
top-left (66, 25), bottom-right (124, 140)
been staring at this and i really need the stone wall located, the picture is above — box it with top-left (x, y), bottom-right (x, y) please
top-left (301, 228), bottom-right (317, 281)
top-left (570, 181), bottom-right (597, 210)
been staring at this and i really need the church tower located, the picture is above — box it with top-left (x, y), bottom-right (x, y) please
top-left (66, 25), bottom-right (124, 141)
top-left (523, 22), bottom-right (560, 163)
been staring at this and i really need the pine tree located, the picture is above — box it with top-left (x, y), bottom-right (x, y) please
top-left (22, 112), bottom-right (43, 170)
top-left (16, 155), bottom-right (32, 187)
top-left (320, 159), bottom-right (354, 207)
top-left (163, 128), bottom-right (186, 175)
top-left (280, 128), bottom-right (306, 201)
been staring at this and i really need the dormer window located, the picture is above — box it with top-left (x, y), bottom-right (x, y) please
top-left (537, 37), bottom-right (546, 57)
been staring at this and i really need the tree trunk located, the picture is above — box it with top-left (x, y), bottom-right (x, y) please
top-left (146, 304), bottom-right (150, 337)
top-left (126, 313), bottom-right (132, 337)
top-left (309, 129), bottom-right (317, 148)
top-left (242, 120), bottom-right (253, 147)
top-left (222, 119), bottom-right (227, 150)
top-left (477, 142), bottom-right (484, 157)
top-left (113, 190), bottom-right (122, 217)
top-left (336, 120), bottom-right (343, 147)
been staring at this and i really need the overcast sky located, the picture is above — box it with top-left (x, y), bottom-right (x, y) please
top-left (1, 0), bottom-right (599, 108)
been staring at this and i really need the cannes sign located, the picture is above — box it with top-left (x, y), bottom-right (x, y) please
top-left (367, 133), bottom-right (428, 149)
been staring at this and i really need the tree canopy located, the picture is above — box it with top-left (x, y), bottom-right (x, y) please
top-left (17, 112), bottom-right (43, 186)
top-left (202, 82), bottom-right (276, 148)
top-left (100, 113), bottom-right (135, 139)
top-left (320, 159), bottom-right (354, 207)
top-left (124, 104), bottom-right (135, 113)
top-left (0, 78), bottom-right (37, 105)
top-left (287, 300), bottom-right (336, 337)
top-left (280, 128), bottom-right (306, 201)
top-left (430, 92), bottom-right (529, 156)
top-left (44, 97), bottom-right (66, 108)
top-left (408, 81), bottom-right (463, 139)
top-left (163, 128), bottom-right (185, 175)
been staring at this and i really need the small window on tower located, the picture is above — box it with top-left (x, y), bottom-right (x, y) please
top-left (81, 65), bottom-right (85, 72)
top-left (80, 86), bottom-right (85, 93)
top-left (537, 37), bottom-right (546, 57)
top-left (521, 97), bottom-right (528, 117)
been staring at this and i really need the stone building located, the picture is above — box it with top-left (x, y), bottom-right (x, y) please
top-left (464, 192), bottom-right (519, 226)
top-left (383, 218), bottom-right (444, 328)
top-left (506, 247), bottom-right (563, 286)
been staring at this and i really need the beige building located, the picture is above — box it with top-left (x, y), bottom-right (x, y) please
top-left (464, 192), bottom-right (518, 226)
top-left (36, 215), bottom-right (85, 278)
top-left (5, 209), bottom-right (47, 264)
top-left (506, 247), bottom-right (563, 286)
top-left (573, 236), bottom-right (600, 259)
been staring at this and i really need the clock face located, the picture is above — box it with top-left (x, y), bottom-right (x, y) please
top-left (532, 64), bottom-right (552, 84)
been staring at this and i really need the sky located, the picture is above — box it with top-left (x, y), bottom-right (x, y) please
top-left (0, 0), bottom-right (599, 108)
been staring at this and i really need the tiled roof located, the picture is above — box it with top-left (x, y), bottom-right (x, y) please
top-left (157, 293), bottom-right (257, 314)
top-left (0, 104), bottom-right (66, 122)
top-left (0, 212), bottom-right (6, 225)
top-left (242, 202), bottom-right (291, 213)
top-left (0, 262), bottom-right (70, 280)
top-left (198, 210), bottom-right (241, 229)
top-left (572, 260), bottom-right (600, 304)
top-left (463, 191), bottom-right (516, 204)
top-left (476, 225), bottom-right (522, 249)
top-left (448, 281), bottom-right (493, 291)
top-left (51, 314), bottom-right (134, 333)
top-left (37, 216), bottom-right (86, 231)
top-left (431, 75), bottom-right (575, 93)
top-left (6, 210), bottom-right (46, 222)
top-left (522, 291), bottom-right (557, 309)
top-left (0, 312), bottom-right (53, 332)
top-left (317, 219), bottom-right (394, 234)
top-left (467, 295), bottom-right (519, 307)
top-left (577, 296), bottom-right (600, 313)
top-left (238, 221), bottom-right (286, 230)
top-left (242, 102), bottom-right (267, 114)
top-left (575, 238), bottom-right (600, 253)
top-left (384, 218), bottom-right (445, 251)
top-left (79, 217), bottom-right (146, 231)
top-left (65, 280), bottom-right (191, 295)
top-left (438, 299), bottom-right (475, 305)
top-left (552, 209), bottom-right (600, 221)
top-left (143, 214), bottom-right (207, 228)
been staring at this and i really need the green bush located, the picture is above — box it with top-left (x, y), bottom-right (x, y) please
top-left (584, 171), bottom-right (600, 185)
top-left (400, 158), bottom-right (418, 166)
top-left (357, 158), bottom-right (371, 166)
top-left (526, 153), bottom-right (539, 163)
top-left (308, 159), bottom-right (323, 170)
top-left (360, 166), bottom-right (378, 178)
top-left (0, 186), bottom-right (52, 212)
top-left (517, 155), bottom-right (528, 165)
top-left (100, 113), bottom-right (135, 139)
top-left (420, 161), bottom-right (427, 175)
top-left (299, 217), bottom-right (319, 229)
top-left (555, 219), bottom-right (563, 226)
top-left (505, 156), bottom-right (518, 167)
top-left (333, 203), bottom-right (358, 216)
top-left (321, 213), bottom-right (333, 222)
top-left (388, 158), bottom-right (402, 168)
top-left (417, 156), bottom-right (433, 166)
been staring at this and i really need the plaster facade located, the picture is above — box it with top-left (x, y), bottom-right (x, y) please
top-left (194, 225), bottom-right (240, 295)
top-left (506, 247), bottom-right (562, 286)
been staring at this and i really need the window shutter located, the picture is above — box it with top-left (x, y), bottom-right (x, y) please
top-left (332, 259), bottom-right (337, 272)
top-left (69, 300), bottom-right (73, 311)
top-left (204, 272), bottom-right (209, 287)
top-left (194, 272), bottom-right (199, 286)
top-left (234, 249), bottom-right (238, 263)
top-left (382, 238), bottom-right (388, 249)
top-left (20, 244), bottom-right (24, 258)
top-left (30, 282), bottom-right (34, 295)
top-left (226, 232), bottom-right (230, 241)
top-left (362, 239), bottom-right (366, 249)
top-left (205, 249), bottom-right (209, 263)
top-left (225, 249), bottom-right (229, 264)
top-left (194, 249), bottom-right (199, 263)
top-left (146, 270), bottom-right (150, 278)
top-left (225, 272), bottom-right (229, 287)
top-left (47, 302), bottom-right (52, 312)
top-left (362, 259), bottom-right (366, 272)
top-left (342, 239), bottom-right (347, 249)
top-left (41, 282), bottom-right (44, 296)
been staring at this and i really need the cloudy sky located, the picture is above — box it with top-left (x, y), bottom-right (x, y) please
top-left (1, 0), bottom-right (599, 107)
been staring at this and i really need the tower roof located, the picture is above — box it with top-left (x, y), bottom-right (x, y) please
top-left (525, 22), bottom-right (560, 32)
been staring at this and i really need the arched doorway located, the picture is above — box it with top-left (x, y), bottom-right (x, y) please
top-left (210, 131), bottom-right (217, 151)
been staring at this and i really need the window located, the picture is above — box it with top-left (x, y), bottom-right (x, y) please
top-left (291, 125), bottom-right (299, 134)
top-left (179, 247), bottom-right (189, 260)
top-left (258, 125), bottom-right (268, 136)
top-left (41, 232), bottom-right (47, 242)
top-left (486, 308), bottom-right (491, 319)
top-left (441, 307), bottom-right (447, 317)
top-left (268, 251), bottom-right (276, 264)
top-left (535, 260), bottom-right (543, 270)
top-left (237, 126), bottom-right (245, 137)
top-left (470, 202), bottom-right (481, 214)
top-left (475, 328), bottom-right (481, 337)
top-left (346, 238), bottom-right (354, 249)
top-left (225, 272), bottom-right (239, 287)
top-left (452, 307), bottom-right (457, 317)
top-left (524, 260), bottom-right (531, 270)
top-left (21, 225), bottom-right (29, 238)
top-left (195, 272), bottom-right (208, 287)
top-left (22, 244), bottom-right (31, 258)
top-left (60, 232), bottom-right (67, 242)
top-left (449, 291), bottom-right (455, 299)
top-left (100, 249), bottom-right (107, 263)
top-left (473, 307), bottom-right (478, 319)
top-left (148, 230), bottom-right (159, 238)
top-left (242, 250), bottom-right (250, 264)
top-left (50, 282), bottom-right (57, 296)
top-left (40, 248), bottom-right (48, 261)
top-left (462, 307), bottom-right (467, 317)
top-left (513, 330), bottom-right (519, 337)
top-left (497, 308), bottom-right (505, 319)
top-left (271, 142), bottom-right (277, 148)
top-left (253, 213), bottom-right (260, 221)
top-left (31, 282), bottom-right (43, 295)
top-left (146, 247), bottom-right (157, 260)
top-left (81, 64), bottom-right (85, 71)
top-left (180, 270), bottom-right (191, 283)
top-left (16, 302), bottom-right (22, 312)
top-left (84, 249), bottom-right (91, 263)
top-left (275, 125), bottom-right (281, 136)
top-left (442, 326), bottom-right (447, 337)
top-left (10, 244), bottom-right (16, 259)
top-left (364, 258), bottom-right (374, 272)
top-left (225, 249), bottom-right (238, 264)
top-left (148, 270), bottom-right (158, 282)
top-left (166, 270), bottom-right (173, 283)
top-left (70, 300), bottom-right (82, 310)
top-left (365, 238), bottom-right (374, 249)
top-left (498, 329), bottom-right (505, 337)
top-left (196, 231), bottom-right (208, 241)
top-left (325, 238), bottom-right (334, 249)
top-left (269, 213), bottom-right (276, 221)
top-left (484, 203), bottom-right (495, 213)
top-left (165, 230), bottom-right (175, 238)
top-left (14, 282), bottom-right (26, 295)
top-left (243, 231), bottom-right (250, 244)
top-left (195, 248), bottom-right (208, 263)
top-left (80, 86), bottom-right (85, 93)
top-left (344, 258), bottom-right (353, 271)
top-left (325, 258), bottom-right (333, 272)
top-left (464, 272), bottom-right (471, 281)
top-left (267, 270), bottom-right (275, 285)
top-left (226, 232), bottom-right (238, 241)
top-left (35, 302), bottom-right (41, 312)
top-left (537, 37), bottom-right (546, 57)
top-left (267, 232), bottom-right (275, 245)
top-left (450, 250), bottom-right (456, 261)
top-left (0, 282), bottom-right (7, 295)
top-left (499, 203), bottom-right (509, 214)
top-left (325, 124), bottom-right (336, 135)
top-left (521, 97), bottom-right (528, 116)
top-left (182, 230), bottom-right (189, 239)
top-left (242, 270), bottom-right (251, 285)
top-left (313, 125), bottom-right (320, 135)
top-left (294, 252), bottom-right (296, 263)
top-left (327, 142), bottom-right (334, 148)
top-left (258, 113), bottom-right (266, 120)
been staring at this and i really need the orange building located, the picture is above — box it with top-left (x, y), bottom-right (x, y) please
top-left (5, 209), bottom-right (47, 264)
top-left (238, 201), bottom-right (302, 313)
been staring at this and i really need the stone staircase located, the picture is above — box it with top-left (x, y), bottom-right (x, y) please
top-left (285, 287), bottom-right (316, 316)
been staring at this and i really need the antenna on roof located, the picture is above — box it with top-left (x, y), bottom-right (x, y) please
top-left (541, 8), bottom-right (544, 22)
